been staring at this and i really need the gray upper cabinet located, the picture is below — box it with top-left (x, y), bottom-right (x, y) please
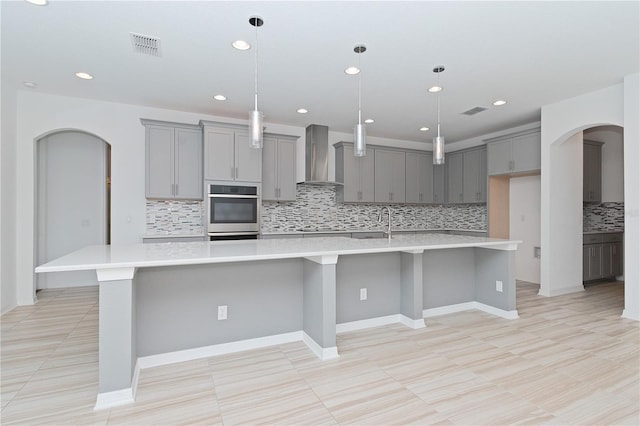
top-left (446, 151), bottom-right (464, 204)
top-left (143, 119), bottom-right (202, 200)
top-left (262, 135), bottom-right (298, 201)
top-left (406, 152), bottom-right (433, 204)
top-left (201, 121), bottom-right (262, 183)
top-left (583, 140), bottom-right (603, 203)
top-left (375, 149), bottom-right (406, 203)
top-left (486, 129), bottom-right (541, 175)
top-left (335, 142), bottom-right (375, 202)
top-left (433, 165), bottom-right (446, 204)
top-left (462, 147), bottom-right (487, 203)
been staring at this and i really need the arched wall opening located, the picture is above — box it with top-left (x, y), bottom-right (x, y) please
top-left (35, 129), bottom-right (111, 292)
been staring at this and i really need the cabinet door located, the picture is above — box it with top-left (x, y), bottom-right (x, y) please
top-left (146, 125), bottom-right (175, 199)
top-left (446, 152), bottom-right (464, 204)
top-left (582, 246), bottom-right (591, 281)
top-left (336, 146), bottom-right (361, 202)
top-left (463, 148), bottom-right (485, 203)
top-left (487, 140), bottom-right (512, 175)
top-left (511, 132), bottom-right (541, 173)
top-left (611, 242), bottom-right (623, 276)
top-left (375, 150), bottom-right (405, 203)
top-left (204, 127), bottom-right (235, 181)
top-left (583, 141), bottom-right (602, 202)
top-left (584, 245), bottom-right (602, 280)
top-left (406, 152), bottom-right (431, 204)
top-left (174, 127), bottom-right (202, 200)
top-left (433, 165), bottom-right (445, 204)
top-left (235, 133), bottom-right (262, 182)
top-left (276, 138), bottom-right (297, 201)
top-left (261, 136), bottom-right (278, 200)
top-left (359, 153), bottom-right (375, 202)
top-left (601, 243), bottom-right (613, 278)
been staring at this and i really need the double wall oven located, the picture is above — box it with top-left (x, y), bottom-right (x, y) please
top-left (207, 183), bottom-right (260, 240)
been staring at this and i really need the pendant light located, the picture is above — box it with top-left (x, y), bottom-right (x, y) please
top-left (432, 65), bottom-right (445, 165)
top-left (353, 44), bottom-right (367, 157)
top-left (249, 16), bottom-right (264, 149)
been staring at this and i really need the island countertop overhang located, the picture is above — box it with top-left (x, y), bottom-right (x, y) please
top-left (35, 233), bottom-right (521, 273)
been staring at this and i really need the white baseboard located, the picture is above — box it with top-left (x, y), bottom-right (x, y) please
top-left (622, 308), bottom-right (640, 321)
top-left (423, 302), bottom-right (518, 320)
top-left (302, 332), bottom-right (339, 360)
top-left (538, 285), bottom-right (584, 297)
top-left (336, 314), bottom-right (402, 333)
top-left (137, 331), bottom-right (302, 369)
top-left (94, 387), bottom-right (134, 411)
top-left (399, 315), bottom-right (427, 329)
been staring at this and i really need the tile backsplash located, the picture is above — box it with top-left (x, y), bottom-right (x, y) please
top-left (261, 184), bottom-right (487, 233)
top-left (583, 202), bottom-right (625, 232)
top-left (146, 200), bottom-right (204, 235)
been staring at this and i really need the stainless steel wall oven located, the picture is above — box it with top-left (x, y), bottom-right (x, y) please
top-left (207, 183), bottom-right (260, 239)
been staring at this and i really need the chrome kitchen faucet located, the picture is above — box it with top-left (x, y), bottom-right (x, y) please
top-left (378, 206), bottom-right (393, 241)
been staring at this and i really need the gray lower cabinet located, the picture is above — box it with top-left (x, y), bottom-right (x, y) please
top-left (406, 152), bottom-right (433, 204)
top-left (486, 129), bottom-right (541, 175)
top-left (462, 147), bottom-right (487, 203)
top-left (583, 140), bottom-right (603, 202)
top-left (583, 232), bottom-right (623, 281)
top-left (446, 151), bottom-right (464, 204)
top-left (262, 135), bottom-right (297, 201)
top-left (201, 121), bottom-right (262, 183)
top-left (375, 149), bottom-right (406, 203)
top-left (335, 142), bottom-right (375, 202)
top-left (142, 119), bottom-right (202, 200)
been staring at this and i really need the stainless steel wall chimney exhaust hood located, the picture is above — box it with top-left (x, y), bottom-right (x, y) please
top-left (299, 124), bottom-right (342, 185)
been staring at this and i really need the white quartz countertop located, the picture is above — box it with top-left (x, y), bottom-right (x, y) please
top-left (35, 233), bottom-right (520, 273)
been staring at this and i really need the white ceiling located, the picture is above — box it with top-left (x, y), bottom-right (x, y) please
top-left (2, 1), bottom-right (638, 144)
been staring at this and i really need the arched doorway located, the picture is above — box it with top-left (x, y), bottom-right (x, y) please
top-left (36, 130), bottom-right (111, 289)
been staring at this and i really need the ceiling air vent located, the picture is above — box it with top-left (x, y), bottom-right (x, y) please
top-left (461, 106), bottom-right (488, 116)
top-left (130, 33), bottom-right (162, 57)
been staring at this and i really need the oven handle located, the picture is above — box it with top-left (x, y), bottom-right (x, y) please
top-left (208, 194), bottom-right (259, 199)
top-left (208, 232), bottom-right (260, 236)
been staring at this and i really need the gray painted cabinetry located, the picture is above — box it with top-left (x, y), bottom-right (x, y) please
top-left (463, 148), bottom-right (487, 203)
top-left (406, 152), bottom-right (433, 204)
top-left (375, 149), bottom-right (406, 203)
top-left (583, 232), bottom-right (623, 281)
top-left (142, 119), bottom-right (202, 200)
top-left (335, 142), bottom-right (375, 202)
top-left (486, 129), bottom-right (541, 175)
top-left (262, 135), bottom-right (298, 201)
top-left (446, 152), bottom-right (464, 204)
top-left (433, 165), bottom-right (445, 204)
top-left (200, 121), bottom-right (262, 182)
top-left (583, 140), bottom-right (603, 203)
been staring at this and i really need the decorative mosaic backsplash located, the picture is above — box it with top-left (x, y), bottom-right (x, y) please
top-left (261, 184), bottom-right (487, 233)
top-left (146, 200), bottom-right (204, 235)
top-left (583, 202), bottom-right (625, 232)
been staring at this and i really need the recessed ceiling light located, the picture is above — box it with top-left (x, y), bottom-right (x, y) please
top-left (492, 100), bottom-right (507, 106)
top-left (25, 0), bottom-right (48, 5)
top-left (297, 108), bottom-right (308, 114)
top-left (232, 40), bottom-right (250, 50)
top-left (23, 81), bottom-right (38, 88)
top-left (213, 94), bottom-right (227, 101)
top-left (344, 66), bottom-right (360, 75)
top-left (364, 119), bottom-right (374, 124)
top-left (419, 127), bottom-right (430, 132)
top-left (75, 72), bottom-right (93, 80)
top-left (428, 86), bottom-right (442, 93)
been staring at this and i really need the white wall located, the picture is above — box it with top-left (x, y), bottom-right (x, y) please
top-left (623, 73), bottom-right (639, 321)
top-left (583, 125), bottom-right (624, 202)
top-left (510, 176), bottom-right (541, 284)
top-left (1, 0), bottom-right (19, 313)
top-left (540, 75), bottom-right (639, 321)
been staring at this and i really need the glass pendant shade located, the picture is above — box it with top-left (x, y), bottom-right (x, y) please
top-left (354, 123), bottom-right (366, 157)
top-left (433, 135), bottom-right (445, 165)
top-left (249, 109), bottom-right (263, 149)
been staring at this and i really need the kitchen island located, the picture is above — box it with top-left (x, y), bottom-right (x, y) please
top-left (35, 233), bottom-right (519, 409)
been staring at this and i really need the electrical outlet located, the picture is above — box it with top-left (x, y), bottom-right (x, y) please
top-left (217, 305), bottom-right (228, 320)
top-left (495, 281), bottom-right (503, 292)
top-left (360, 288), bottom-right (367, 301)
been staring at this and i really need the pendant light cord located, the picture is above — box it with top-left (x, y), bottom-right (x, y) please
top-left (358, 50), bottom-right (362, 125)
top-left (254, 20), bottom-right (259, 111)
top-left (436, 71), bottom-right (441, 138)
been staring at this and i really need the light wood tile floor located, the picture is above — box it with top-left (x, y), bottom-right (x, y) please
top-left (1, 281), bottom-right (638, 425)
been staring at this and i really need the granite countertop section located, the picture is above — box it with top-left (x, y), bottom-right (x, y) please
top-left (142, 234), bottom-right (205, 239)
top-left (261, 228), bottom-right (487, 236)
top-left (35, 234), bottom-right (518, 273)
